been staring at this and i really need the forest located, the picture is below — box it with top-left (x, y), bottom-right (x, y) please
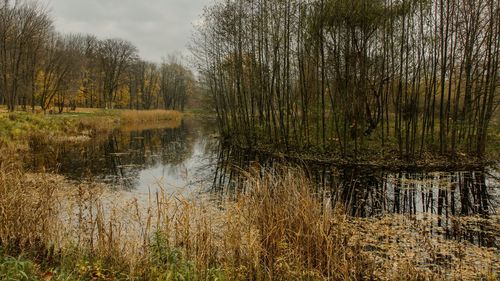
top-left (193, 0), bottom-right (499, 160)
top-left (0, 1), bottom-right (194, 113)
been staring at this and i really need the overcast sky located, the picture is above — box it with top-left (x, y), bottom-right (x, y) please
top-left (39, 0), bottom-right (213, 63)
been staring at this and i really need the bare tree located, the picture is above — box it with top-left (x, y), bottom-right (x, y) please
top-left (0, 0), bottom-right (51, 111)
top-left (37, 33), bottom-right (83, 113)
top-left (193, 0), bottom-right (499, 160)
top-left (96, 38), bottom-right (138, 109)
top-left (160, 56), bottom-right (192, 111)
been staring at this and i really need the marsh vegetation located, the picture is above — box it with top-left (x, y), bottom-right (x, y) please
top-left (0, 0), bottom-right (499, 280)
top-left (1, 155), bottom-right (498, 280)
top-left (0, 115), bottom-right (497, 280)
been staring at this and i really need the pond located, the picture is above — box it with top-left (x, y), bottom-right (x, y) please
top-left (28, 117), bottom-right (499, 248)
top-left (29, 118), bottom-right (220, 195)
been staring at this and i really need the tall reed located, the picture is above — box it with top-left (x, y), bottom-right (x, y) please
top-left (0, 157), bottom-right (497, 280)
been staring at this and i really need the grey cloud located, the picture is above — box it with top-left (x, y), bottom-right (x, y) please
top-left (40, 0), bottom-right (213, 62)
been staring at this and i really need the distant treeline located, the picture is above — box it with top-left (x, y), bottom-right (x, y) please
top-left (193, 0), bottom-right (499, 158)
top-left (0, 0), bottom-right (193, 112)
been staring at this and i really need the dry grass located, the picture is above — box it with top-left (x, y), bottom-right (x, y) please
top-left (0, 145), bottom-right (497, 280)
top-left (72, 108), bottom-right (105, 114)
top-left (119, 119), bottom-right (182, 133)
top-left (119, 110), bottom-right (182, 124)
top-left (0, 109), bottom-right (183, 152)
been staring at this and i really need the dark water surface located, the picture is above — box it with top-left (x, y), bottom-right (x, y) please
top-left (29, 119), bottom-right (220, 195)
top-left (28, 118), bottom-right (499, 248)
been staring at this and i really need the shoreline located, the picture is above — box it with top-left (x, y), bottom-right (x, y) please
top-left (0, 108), bottom-right (182, 148)
top-left (222, 137), bottom-right (499, 172)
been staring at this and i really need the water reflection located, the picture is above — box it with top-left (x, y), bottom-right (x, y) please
top-left (212, 148), bottom-right (497, 214)
top-left (29, 119), bottom-right (219, 193)
top-left (28, 118), bottom-right (499, 247)
top-left (212, 145), bottom-right (499, 248)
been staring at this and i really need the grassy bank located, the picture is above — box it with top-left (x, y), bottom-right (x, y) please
top-left (0, 108), bottom-right (182, 150)
top-left (0, 154), bottom-right (497, 280)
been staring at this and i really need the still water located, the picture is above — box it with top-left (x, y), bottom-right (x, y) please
top-left (29, 118), bottom-right (220, 195)
top-left (28, 118), bottom-right (499, 247)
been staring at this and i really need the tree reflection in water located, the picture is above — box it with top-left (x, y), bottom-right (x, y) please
top-left (211, 144), bottom-right (499, 248)
top-left (28, 119), bottom-right (498, 248)
top-left (29, 119), bottom-right (204, 190)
